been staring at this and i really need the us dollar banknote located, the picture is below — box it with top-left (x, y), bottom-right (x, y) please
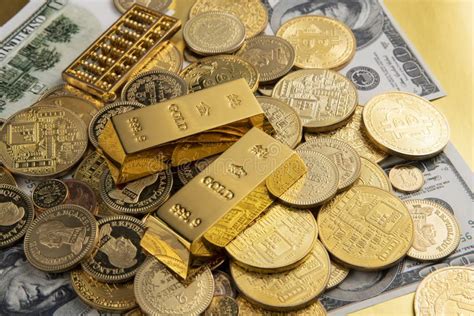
top-left (0, 0), bottom-right (101, 119)
top-left (320, 143), bottom-right (473, 315)
top-left (262, 0), bottom-right (445, 103)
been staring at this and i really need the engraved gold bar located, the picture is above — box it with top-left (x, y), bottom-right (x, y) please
top-left (62, 4), bottom-right (180, 102)
top-left (142, 127), bottom-right (307, 279)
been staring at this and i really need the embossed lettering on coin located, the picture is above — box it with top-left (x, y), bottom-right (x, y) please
top-left (389, 165), bottom-right (424, 193)
top-left (32, 179), bottom-right (68, 210)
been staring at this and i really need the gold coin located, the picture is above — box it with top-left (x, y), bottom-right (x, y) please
top-left (180, 55), bottom-right (259, 92)
top-left (236, 296), bottom-right (327, 315)
top-left (0, 106), bottom-right (88, 178)
top-left (226, 203), bottom-right (317, 273)
top-left (273, 150), bottom-right (338, 208)
top-left (24, 204), bottom-right (98, 272)
top-left (405, 199), bottom-right (461, 261)
top-left (354, 157), bottom-right (391, 191)
top-left (236, 35), bottom-right (295, 83)
top-left (389, 164), bottom-right (425, 193)
top-left (363, 92), bottom-right (450, 160)
top-left (318, 185), bottom-right (414, 270)
top-left (71, 268), bottom-right (137, 312)
top-left (272, 69), bottom-right (358, 132)
top-left (231, 240), bottom-right (330, 311)
top-left (114, 0), bottom-right (171, 13)
top-left (298, 138), bottom-right (361, 191)
top-left (257, 96), bottom-right (302, 149)
top-left (204, 296), bottom-right (239, 316)
top-left (63, 179), bottom-right (98, 215)
top-left (190, 0), bottom-right (268, 39)
top-left (134, 258), bottom-right (214, 315)
top-left (32, 179), bottom-right (69, 210)
top-left (414, 266), bottom-right (474, 316)
top-left (276, 16), bottom-right (355, 69)
top-left (184, 12), bottom-right (246, 55)
top-left (327, 261), bottom-right (350, 289)
top-left (305, 106), bottom-right (387, 163)
top-left (0, 166), bottom-right (17, 186)
top-left (136, 41), bottom-right (183, 74)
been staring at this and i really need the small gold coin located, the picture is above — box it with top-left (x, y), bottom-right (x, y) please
top-left (114, 0), bottom-right (171, 13)
top-left (180, 55), bottom-right (259, 92)
top-left (273, 150), bottom-right (338, 208)
top-left (230, 240), bottom-right (330, 311)
top-left (226, 203), bottom-right (317, 273)
top-left (71, 268), bottom-right (137, 312)
top-left (236, 296), bottom-right (327, 315)
top-left (34, 96), bottom-right (98, 128)
top-left (318, 185), bottom-right (414, 270)
top-left (63, 179), bottom-right (98, 215)
top-left (0, 106), bottom-right (88, 178)
top-left (32, 179), bottom-right (69, 210)
top-left (190, 0), bottom-right (268, 39)
top-left (327, 261), bottom-right (350, 289)
top-left (298, 138), bottom-right (361, 191)
top-left (272, 69), bottom-right (358, 132)
top-left (276, 16), bottom-right (356, 69)
top-left (204, 296), bottom-right (239, 316)
top-left (134, 258), bottom-right (214, 315)
top-left (414, 266), bottom-right (474, 316)
top-left (24, 204), bottom-right (98, 272)
top-left (363, 92), bottom-right (450, 160)
top-left (305, 106), bottom-right (387, 163)
top-left (184, 12), bottom-right (246, 55)
top-left (257, 96), bottom-right (302, 149)
top-left (136, 41), bottom-right (183, 74)
top-left (389, 165), bottom-right (425, 193)
top-left (354, 157), bottom-right (391, 191)
top-left (405, 199), bottom-right (461, 261)
top-left (0, 166), bottom-right (17, 186)
top-left (236, 35), bottom-right (295, 83)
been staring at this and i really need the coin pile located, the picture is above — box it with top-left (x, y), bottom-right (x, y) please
top-left (0, 1), bottom-right (463, 315)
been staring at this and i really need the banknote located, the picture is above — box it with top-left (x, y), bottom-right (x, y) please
top-left (262, 0), bottom-right (445, 104)
top-left (0, 0), bottom-right (101, 119)
top-left (321, 142), bottom-right (473, 315)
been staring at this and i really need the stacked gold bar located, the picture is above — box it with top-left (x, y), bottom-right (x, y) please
top-left (141, 127), bottom-right (306, 279)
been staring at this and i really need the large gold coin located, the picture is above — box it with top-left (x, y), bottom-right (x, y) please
top-left (327, 261), bottom-right (350, 289)
top-left (236, 296), bottom-right (327, 315)
top-left (0, 106), bottom-right (88, 177)
top-left (272, 69), bottom-right (358, 132)
top-left (237, 35), bottom-right (295, 83)
top-left (230, 240), bottom-right (330, 311)
top-left (354, 157), bottom-right (391, 191)
top-left (189, 0), bottom-right (268, 39)
top-left (276, 16), bottom-right (355, 69)
top-left (389, 164), bottom-right (425, 193)
top-left (226, 203), bottom-right (317, 273)
top-left (405, 199), bottom-right (461, 261)
top-left (363, 92), bottom-right (450, 160)
top-left (134, 258), bottom-right (214, 315)
top-left (305, 106), bottom-right (387, 163)
top-left (273, 150), bottom-right (339, 208)
top-left (414, 267), bottom-right (474, 316)
top-left (257, 96), bottom-right (302, 149)
top-left (184, 12), bottom-right (245, 55)
top-left (318, 185), bottom-right (414, 270)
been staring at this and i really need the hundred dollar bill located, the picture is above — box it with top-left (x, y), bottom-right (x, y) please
top-left (0, 0), bottom-right (101, 119)
top-left (262, 0), bottom-right (445, 104)
top-left (320, 142), bottom-right (473, 315)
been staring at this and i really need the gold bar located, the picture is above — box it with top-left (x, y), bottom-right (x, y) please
top-left (62, 4), bottom-right (180, 102)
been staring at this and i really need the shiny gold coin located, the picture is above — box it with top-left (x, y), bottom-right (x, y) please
top-left (32, 179), bottom-right (69, 210)
top-left (354, 157), bottom-right (391, 191)
top-left (298, 138), bottom-right (361, 191)
top-left (184, 12), bottom-right (246, 55)
top-left (363, 92), bottom-right (450, 160)
top-left (318, 185), bottom-right (414, 270)
top-left (71, 268), bottom-right (137, 312)
top-left (226, 203), bottom-right (317, 273)
top-left (276, 16), bottom-right (355, 69)
top-left (0, 166), bottom-right (17, 186)
top-left (136, 41), bottom-right (183, 74)
top-left (236, 35), bottom-right (295, 83)
top-left (38, 84), bottom-right (75, 101)
top-left (24, 204), bottom-right (98, 272)
top-left (327, 261), bottom-right (350, 289)
top-left (134, 258), bottom-right (214, 315)
top-left (273, 150), bottom-right (338, 208)
top-left (305, 106), bottom-right (387, 163)
top-left (236, 296), bottom-right (327, 315)
top-left (180, 55), bottom-right (259, 92)
top-left (414, 266), bottom-right (474, 316)
top-left (257, 96), bottom-right (302, 149)
top-left (272, 69), bottom-right (358, 132)
top-left (0, 106), bottom-right (88, 178)
top-left (204, 296), bottom-right (239, 316)
top-left (114, 0), bottom-right (171, 13)
top-left (231, 240), bottom-right (330, 311)
top-left (190, 0), bottom-right (268, 39)
top-left (389, 164), bottom-right (425, 193)
top-left (405, 199), bottom-right (461, 261)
